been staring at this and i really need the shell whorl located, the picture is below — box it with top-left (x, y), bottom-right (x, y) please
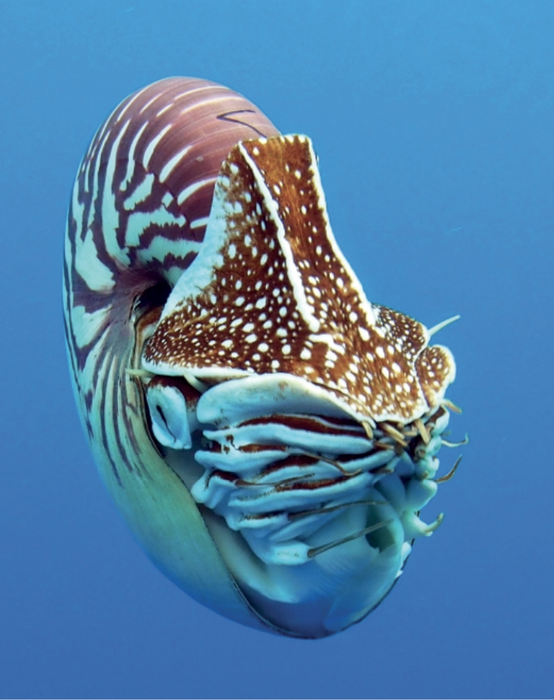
top-left (64, 77), bottom-right (279, 472)
top-left (65, 77), bottom-right (279, 331)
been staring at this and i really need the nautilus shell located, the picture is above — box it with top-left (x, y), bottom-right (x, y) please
top-left (64, 77), bottom-right (462, 638)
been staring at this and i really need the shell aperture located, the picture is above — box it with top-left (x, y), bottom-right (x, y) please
top-left (64, 77), bottom-right (461, 639)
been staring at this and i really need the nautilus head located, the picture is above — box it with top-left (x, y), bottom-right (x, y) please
top-left (64, 77), bottom-right (462, 638)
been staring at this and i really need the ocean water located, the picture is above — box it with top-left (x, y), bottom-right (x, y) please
top-left (0, 1), bottom-right (552, 697)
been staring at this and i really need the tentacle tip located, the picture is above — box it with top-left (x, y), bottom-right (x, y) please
top-left (435, 455), bottom-right (462, 484)
top-left (126, 368), bottom-right (154, 380)
top-left (442, 398), bottom-right (463, 414)
top-left (424, 512), bottom-right (444, 535)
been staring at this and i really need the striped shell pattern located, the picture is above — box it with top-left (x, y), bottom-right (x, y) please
top-left (64, 77), bottom-right (460, 638)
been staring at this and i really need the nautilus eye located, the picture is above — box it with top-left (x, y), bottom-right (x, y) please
top-left (64, 77), bottom-right (463, 638)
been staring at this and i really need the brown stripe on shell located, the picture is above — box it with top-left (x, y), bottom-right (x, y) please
top-left (64, 77), bottom-right (279, 481)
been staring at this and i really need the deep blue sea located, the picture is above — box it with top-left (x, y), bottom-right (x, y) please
top-left (1, 1), bottom-right (553, 698)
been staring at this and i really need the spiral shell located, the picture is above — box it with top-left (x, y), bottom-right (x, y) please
top-left (64, 77), bottom-right (460, 638)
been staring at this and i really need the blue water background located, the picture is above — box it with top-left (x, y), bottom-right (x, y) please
top-left (1, 1), bottom-right (553, 697)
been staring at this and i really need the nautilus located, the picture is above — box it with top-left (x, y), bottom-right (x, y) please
top-left (64, 77), bottom-right (462, 638)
